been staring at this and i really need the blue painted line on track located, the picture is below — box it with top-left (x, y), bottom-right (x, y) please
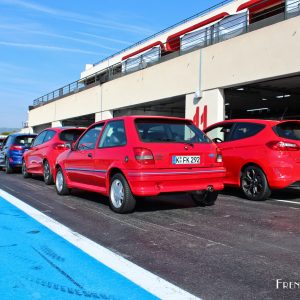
top-left (0, 196), bottom-right (158, 300)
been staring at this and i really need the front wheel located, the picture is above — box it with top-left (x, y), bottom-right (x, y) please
top-left (43, 160), bottom-right (53, 185)
top-left (109, 173), bottom-right (136, 213)
top-left (5, 158), bottom-right (13, 174)
top-left (22, 160), bottom-right (31, 178)
top-left (190, 191), bottom-right (218, 206)
top-left (55, 168), bottom-right (70, 195)
top-left (240, 165), bottom-right (271, 201)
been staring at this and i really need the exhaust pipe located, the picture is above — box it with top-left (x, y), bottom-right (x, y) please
top-left (207, 185), bottom-right (214, 192)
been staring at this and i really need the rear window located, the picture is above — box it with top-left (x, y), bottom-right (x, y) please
top-left (135, 119), bottom-right (210, 143)
top-left (273, 122), bottom-right (300, 141)
top-left (15, 136), bottom-right (36, 146)
top-left (59, 129), bottom-right (85, 142)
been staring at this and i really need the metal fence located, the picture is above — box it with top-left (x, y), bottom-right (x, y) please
top-left (32, 0), bottom-right (300, 107)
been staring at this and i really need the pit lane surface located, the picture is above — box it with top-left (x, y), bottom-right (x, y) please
top-left (1, 171), bottom-right (300, 300)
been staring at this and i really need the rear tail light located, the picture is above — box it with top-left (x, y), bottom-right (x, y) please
top-left (10, 145), bottom-right (23, 151)
top-left (133, 147), bottom-right (154, 165)
top-left (216, 148), bottom-right (223, 163)
top-left (53, 143), bottom-right (67, 150)
top-left (267, 141), bottom-right (300, 151)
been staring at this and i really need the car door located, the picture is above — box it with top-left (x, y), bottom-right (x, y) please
top-left (224, 122), bottom-right (266, 182)
top-left (27, 130), bottom-right (48, 173)
top-left (204, 122), bottom-right (237, 184)
top-left (94, 120), bottom-right (127, 190)
top-left (64, 123), bottom-right (104, 187)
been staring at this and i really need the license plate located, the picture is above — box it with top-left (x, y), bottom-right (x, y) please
top-left (172, 155), bottom-right (200, 164)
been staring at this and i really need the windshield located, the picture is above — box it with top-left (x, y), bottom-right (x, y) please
top-left (15, 135), bottom-right (36, 146)
top-left (135, 119), bottom-right (210, 143)
top-left (273, 122), bottom-right (300, 141)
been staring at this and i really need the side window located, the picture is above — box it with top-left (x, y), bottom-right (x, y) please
top-left (32, 131), bottom-right (47, 147)
top-left (231, 123), bottom-right (265, 140)
top-left (205, 124), bottom-right (234, 143)
top-left (99, 120), bottom-right (126, 148)
top-left (44, 130), bottom-right (56, 143)
top-left (77, 124), bottom-right (104, 150)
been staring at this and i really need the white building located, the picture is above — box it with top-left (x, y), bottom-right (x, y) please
top-left (27, 0), bottom-right (300, 133)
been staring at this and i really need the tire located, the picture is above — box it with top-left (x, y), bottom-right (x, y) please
top-left (43, 160), bottom-right (53, 185)
top-left (55, 168), bottom-right (70, 195)
top-left (5, 157), bottom-right (13, 174)
top-left (240, 165), bottom-right (271, 201)
top-left (109, 173), bottom-right (136, 213)
top-left (190, 191), bottom-right (218, 207)
top-left (22, 160), bottom-right (31, 178)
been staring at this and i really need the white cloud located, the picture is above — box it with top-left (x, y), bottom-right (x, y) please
top-left (0, 41), bottom-right (102, 55)
top-left (0, 0), bottom-right (154, 35)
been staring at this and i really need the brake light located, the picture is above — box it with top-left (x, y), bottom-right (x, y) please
top-left (10, 145), bottom-right (23, 151)
top-left (267, 141), bottom-right (300, 151)
top-left (133, 147), bottom-right (154, 165)
top-left (216, 148), bottom-right (223, 163)
top-left (53, 143), bottom-right (67, 150)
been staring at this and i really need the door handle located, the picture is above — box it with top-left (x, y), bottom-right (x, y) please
top-left (88, 153), bottom-right (92, 158)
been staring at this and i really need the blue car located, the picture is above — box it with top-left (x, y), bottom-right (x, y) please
top-left (0, 133), bottom-right (36, 173)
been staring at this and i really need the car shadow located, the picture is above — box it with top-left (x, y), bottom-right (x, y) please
top-left (69, 189), bottom-right (203, 213)
top-left (221, 187), bottom-right (300, 201)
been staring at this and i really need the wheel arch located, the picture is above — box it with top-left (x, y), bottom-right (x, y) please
top-left (239, 162), bottom-right (269, 187)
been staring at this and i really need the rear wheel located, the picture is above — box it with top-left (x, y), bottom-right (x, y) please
top-left (43, 160), bottom-right (53, 185)
top-left (55, 168), bottom-right (70, 195)
top-left (241, 165), bottom-right (271, 201)
top-left (190, 191), bottom-right (218, 206)
top-left (5, 157), bottom-right (13, 174)
top-left (109, 173), bottom-right (136, 213)
top-left (22, 160), bottom-right (31, 178)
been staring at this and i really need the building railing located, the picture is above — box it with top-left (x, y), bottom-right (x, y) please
top-left (32, 0), bottom-right (300, 108)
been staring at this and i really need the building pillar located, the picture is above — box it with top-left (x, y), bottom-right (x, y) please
top-left (52, 121), bottom-right (62, 127)
top-left (95, 111), bottom-right (113, 122)
top-left (185, 88), bottom-right (225, 130)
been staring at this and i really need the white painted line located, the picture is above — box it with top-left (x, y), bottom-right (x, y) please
top-left (0, 189), bottom-right (200, 300)
top-left (273, 199), bottom-right (300, 205)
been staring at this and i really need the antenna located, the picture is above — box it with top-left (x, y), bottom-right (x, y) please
top-left (280, 106), bottom-right (289, 120)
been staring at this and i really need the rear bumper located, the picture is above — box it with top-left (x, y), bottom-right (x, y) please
top-left (267, 163), bottom-right (300, 189)
top-left (125, 167), bottom-right (225, 196)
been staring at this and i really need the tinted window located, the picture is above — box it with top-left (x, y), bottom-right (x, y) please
top-left (99, 120), bottom-right (126, 148)
top-left (135, 119), bottom-right (210, 143)
top-left (274, 122), bottom-right (300, 141)
top-left (231, 123), bottom-right (265, 140)
top-left (15, 135), bottom-right (36, 146)
top-left (205, 123), bottom-right (234, 143)
top-left (44, 130), bottom-right (56, 143)
top-left (77, 124), bottom-right (104, 150)
top-left (33, 131), bottom-right (47, 146)
top-left (59, 129), bottom-right (85, 142)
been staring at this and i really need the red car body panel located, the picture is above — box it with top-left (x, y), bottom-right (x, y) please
top-left (204, 119), bottom-right (300, 189)
top-left (55, 116), bottom-right (225, 197)
top-left (23, 127), bottom-right (85, 177)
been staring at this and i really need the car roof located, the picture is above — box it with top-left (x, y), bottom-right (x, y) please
top-left (206, 119), bottom-right (300, 128)
top-left (93, 115), bottom-right (192, 125)
top-left (9, 133), bottom-right (37, 137)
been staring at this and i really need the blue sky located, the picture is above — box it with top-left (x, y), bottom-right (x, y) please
top-left (0, 0), bottom-right (222, 128)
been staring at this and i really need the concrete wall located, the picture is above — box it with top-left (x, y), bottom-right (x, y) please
top-left (29, 86), bottom-right (102, 127)
top-left (101, 50), bottom-right (200, 111)
top-left (201, 16), bottom-right (300, 90)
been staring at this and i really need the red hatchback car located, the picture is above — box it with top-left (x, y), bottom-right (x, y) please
top-left (204, 119), bottom-right (300, 200)
top-left (54, 116), bottom-right (225, 213)
top-left (22, 127), bottom-right (85, 184)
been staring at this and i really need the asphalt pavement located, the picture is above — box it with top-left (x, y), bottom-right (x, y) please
top-left (0, 171), bottom-right (300, 300)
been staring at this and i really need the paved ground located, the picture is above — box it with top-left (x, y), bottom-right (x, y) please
top-left (0, 171), bottom-right (300, 300)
